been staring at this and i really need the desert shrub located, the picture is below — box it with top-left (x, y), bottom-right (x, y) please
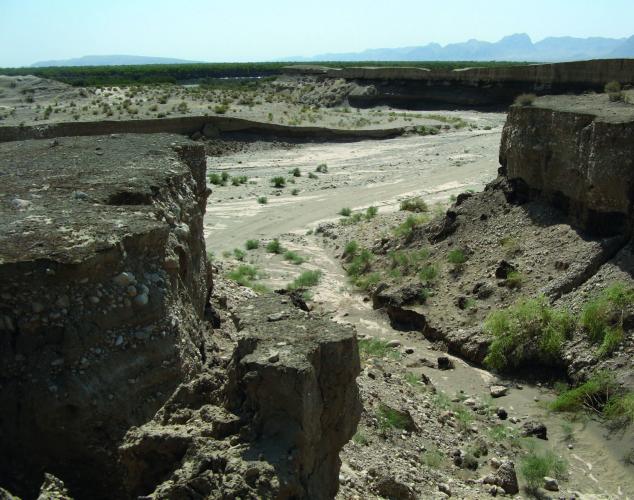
top-left (389, 248), bottom-right (431, 275)
top-left (271, 176), bottom-right (286, 188)
top-left (377, 405), bottom-right (411, 432)
top-left (343, 240), bottom-right (359, 260)
top-left (550, 371), bottom-right (617, 414)
top-left (290, 167), bottom-right (301, 177)
top-left (233, 248), bottom-right (246, 261)
top-left (355, 272), bottom-right (382, 291)
top-left (340, 212), bottom-right (363, 226)
top-left (315, 163), bottom-right (328, 173)
top-left (400, 197), bottom-right (428, 213)
top-left (352, 431), bottom-right (369, 445)
top-left (231, 175), bottom-right (247, 185)
top-left (365, 206), bottom-right (379, 219)
top-left (394, 214), bottom-right (428, 239)
top-left (505, 271), bottom-right (523, 289)
top-left (515, 93), bottom-right (536, 106)
top-left (257, 196), bottom-right (268, 204)
top-left (266, 238), bottom-right (285, 254)
top-left (208, 173), bottom-right (226, 186)
top-left (422, 446), bottom-right (445, 468)
top-left (605, 81), bottom-right (624, 101)
top-left (283, 250), bottom-right (306, 265)
top-left (357, 338), bottom-right (400, 362)
top-left (227, 265), bottom-right (268, 293)
top-left (287, 270), bottom-right (322, 290)
top-left (603, 393), bottom-right (634, 424)
top-left (447, 249), bottom-right (467, 266)
top-left (291, 188), bottom-right (300, 196)
top-left (245, 239), bottom-right (259, 250)
top-left (213, 103), bottom-right (229, 114)
top-left (519, 446), bottom-right (567, 492)
top-left (580, 282), bottom-right (634, 357)
top-left (177, 101), bottom-right (189, 113)
top-left (347, 249), bottom-right (373, 278)
top-left (419, 263), bottom-right (439, 285)
top-left (308, 172), bottom-right (318, 179)
top-left (339, 207), bottom-right (352, 217)
top-left (484, 296), bottom-right (574, 371)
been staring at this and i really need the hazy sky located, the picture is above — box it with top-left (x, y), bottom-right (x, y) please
top-left (1, 0), bottom-right (633, 67)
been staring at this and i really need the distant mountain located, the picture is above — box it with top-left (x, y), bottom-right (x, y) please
top-left (31, 55), bottom-right (203, 67)
top-left (285, 34), bottom-right (634, 62)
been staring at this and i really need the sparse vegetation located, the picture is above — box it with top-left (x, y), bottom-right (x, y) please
top-left (605, 81), bottom-right (624, 102)
top-left (422, 446), bottom-right (445, 468)
top-left (339, 207), bottom-right (352, 217)
top-left (377, 404), bottom-right (411, 432)
top-left (394, 214), bottom-right (428, 239)
top-left (515, 93), bottom-right (536, 106)
top-left (226, 265), bottom-right (268, 293)
top-left (365, 206), bottom-right (378, 219)
top-left (287, 270), bottom-right (322, 290)
top-left (283, 250), bottom-right (306, 265)
top-left (290, 167), bottom-right (301, 177)
top-left (484, 296), bottom-right (574, 371)
top-left (245, 239), bottom-right (260, 250)
top-left (271, 176), bottom-right (286, 188)
top-left (315, 163), bottom-right (328, 173)
top-left (357, 338), bottom-right (400, 362)
top-left (265, 238), bottom-right (285, 254)
top-left (519, 443), bottom-right (567, 493)
top-left (400, 197), bottom-right (428, 213)
top-left (257, 196), bottom-right (268, 204)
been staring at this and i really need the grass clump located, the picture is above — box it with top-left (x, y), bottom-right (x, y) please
top-left (421, 446), bottom-right (445, 468)
top-left (339, 207), bottom-right (352, 217)
top-left (355, 272), bottom-right (382, 291)
top-left (605, 81), bottom-right (624, 102)
top-left (315, 163), bottom-right (328, 173)
top-left (447, 248), bottom-right (467, 266)
top-left (377, 404), bottom-right (411, 432)
top-left (308, 172), bottom-right (318, 179)
top-left (580, 282), bottom-right (634, 357)
top-left (389, 248), bottom-right (431, 276)
top-left (245, 239), bottom-right (260, 250)
top-left (394, 214), bottom-right (428, 239)
top-left (358, 338), bottom-right (400, 362)
top-left (347, 248), bottom-right (374, 279)
top-left (365, 206), bottom-right (378, 219)
top-left (483, 296), bottom-right (574, 371)
top-left (283, 250), bottom-right (306, 265)
top-left (290, 167), bottom-right (301, 177)
top-left (505, 270), bottom-right (523, 289)
top-left (515, 93), bottom-right (536, 106)
top-left (291, 188), bottom-right (300, 196)
top-left (343, 240), bottom-right (359, 260)
top-left (233, 248), bottom-right (246, 261)
top-left (271, 176), bottom-right (286, 188)
top-left (257, 196), bottom-right (268, 204)
top-left (287, 270), bottom-right (322, 290)
top-left (265, 238), bottom-right (285, 254)
top-left (352, 431), bottom-right (369, 446)
top-left (227, 265), bottom-right (268, 293)
top-left (519, 444), bottom-right (567, 493)
top-left (400, 197), bottom-right (428, 213)
top-left (209, 172), bottom-right (229, 186)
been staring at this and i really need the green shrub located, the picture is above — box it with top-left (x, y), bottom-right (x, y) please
top-left (484, 296), bottom-right (574, 371)
top-left (208, 173), bottom-right (226, 186)
top-left (447, 249), bottom-right (467, 265)
top-left (515, 93), bottom-right (536, 106)
top-left (257, 196), bottom-right (268, 204)
top-left (519, 446), bottom-right (567, 492)
top-left (394, 214), bottom-right (428, 238)
top-left (389, 248), bottom-right (431, 275)
top-left (339, 207), bottom-right (352, 217)
top-left (343, 240), bottom-right (359, 260)
top-left (308, 172), bottom-right (318, 179)
top-left (347, 248), bottom-right (373, 278)
top-left (355, 272), bottom-right (381, 291)
top-left (266, 238), bottom-right (285, 254)
top-left (340, 212), bottom-right (363, 226)
top-left (233, 248), bottom-right (246, 261)
top-left (288, 270), bottom-right (322, 290)
top-left (213, 103), bottom-right (229, 114)
top-left (271, 176), bottom-right (286, 188)
top-left (290, 167), bottom-right (301, 177)
top-left (419, 263), bottom-right (439, 285)
top-left (365, 206), bottom-right (379, 219)
top-left (377, 404), bottom-right (411, 432)
top-left (505, 271), bottom-right (523, 289)
top-left (604, 393), bottom-right (634, 424)
top-left (352, 431), bottom-right (369, 445)
top-left (245, 239), bottom-right (259, 250)
top-left (422, 446), bottom-right (445, 468)
top-left (358, 338), bottom-right (400, 362)
top-left (226, 265), bottom-right (268, 293)
top-left (400, 197), bottom-right (428, 213)
top-left (315, 163), bottom-right (328, 173)
top-left (580, 282), bottom-right (634, 357)
top-left (291, 188), bottom-right (300, 196)
top-left (283, 250), bottom-right (306, 265)
top-left (231, 175), bottom-right (247, 185)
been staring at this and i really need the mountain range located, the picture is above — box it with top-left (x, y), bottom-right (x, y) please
top-left (31, 55), bottom-right (201, 67)
top-left (286, 33), bottom-right (634, 62)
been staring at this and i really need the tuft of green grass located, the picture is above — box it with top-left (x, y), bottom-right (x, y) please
top-left (355, 272), bottom-right (382, 291)
top-left (488, 425), bottom-right (521, 448)
top-left (365, 206), bottom-right (379, 219)
top-left (271, 176), bottom-right (286, 188)
top-left (291, 188), bottom-right (300, 196)
top-left (233, 248), bottom-right (246, 261)
top-left (389, 248), bottom-right (431, 276)
top-left (352, 431), bottom-right (369, 445)
top-left (447, 248), bottom-right (467, 265)
top-left (377, 404), bottom-right (411, 432)
top-left (419, 263), bottom-right (439, 285)
top-left (283, 250), bottom-right (306, 265)
top-left (519, 445), bottom-right (567, 492)
top-left (339, 207), bottom-right (352, 217)
top-left (400, 197), bottom-right (428, 213)
top-left (394, 214), bottom-right (428, 239)
top-left (245, 239), bottom-right (259, 250)
top-left (347, 248), bottom-right (373, 279)
top-left (209, 172), bottom-right (227, 186)
top-left (287, 270), bottom-right (322, 290)
top-left (266, 238), bottom-right (285, 254)
top-left (290, 167), bottom-right (301, 177)
top-left (343, 240), bottom-right (359, 260)
top-left (484, 296), bottom-right (574, 371)
top-left (226, 265), bottom-right (269, 293)
top-left (340, 212), bottom-right (363, 226)
top-left (404, 371), bottom-right (422, 387)
top-left (357, 338), bottom-right (400, 362)
top-left (422, 446), bottom-right (445, 468)
top-left (257, 196), bottom-right (268, 204)
top-left (505, 270), bottom-right (523, 289)
top-left (308, 172), bottom-right (318, 179)
top-left (580, 282), bottom-right (634, 357)
top-left (315, 163), bottom-right (328, 173)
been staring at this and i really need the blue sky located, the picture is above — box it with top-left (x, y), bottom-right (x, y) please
top-left (1, 0), bottom-right (633, 67)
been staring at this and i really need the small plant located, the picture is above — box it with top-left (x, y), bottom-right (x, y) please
top-left (209, 173), bottom-right (226, 186)
top-left (400, 197), bottom-right (428, 213)
top-left (394, 214), bottom-right (428, 239)
top-left (343, 240), bottom-right (359, 260)
top-left (505, 271), bottom-right (523, 289)
top-left (339, 207), bottom-right (352, 217)
top-left (422, 446), bottom-right (445, 468)
top-left (447, 249), bottom-right (467, 266)
top-left (283, 250), bottom-right (306, 265)
top-left (271, 176), bottom-right (286, 188)
top-left (266, 238), bottom-right (285, 254)
top-left (519, 445), bottom-right (567, 493)
top-left (233, 248), bottom-right (246, 261)
top-left (352, 431), bottom-right (369, 445)
top-left (347, 248), bottom-right (373, 278)
top-left (515, 93), bottom-right (536, 106)
top-left (377, 404), bottom-right (411, 432)
top-left (177, 101), bottom-right (189, 113)
top-left (245, 239), bottom-right (260, 250)
top-left (358, 338), bottom-right (400, 362)
top-left (389, 248), bottom-right (431, 276)
top-left (484, 296), bottom-right (574, 371)
top-left (226, 265), bottom-right (268, 293)
top-left (287, 270), bottom-right (322, 290)
top-left (308, 172), bottom-right (318, 179)
top-left (315, 163), bottom-right (328, 173)
top-left (290, 167), bottom-right (301, 177)
top-left (213, 103), bottom-right (229, 114)
top-left (580, 282), bottom-right (634, 357)
top-left (257, 196), bottom-right (268, 204)
top-left (365, 206), bottom-right (378, 219)
top-left (291, 188), bottom-right (300, 196)
top-left (605, 81), bottom-right (624, 102)
top-left (419, 263), bottom-right (439, 285)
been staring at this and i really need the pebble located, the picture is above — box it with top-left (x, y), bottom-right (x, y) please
top-left (490, 385), bottom-right (508, 398)
top-left (267, 312), bottom-right (287, 322)
top-left (268, 351), bottom-right (280, 363)
top-left (543, 476), bottom-right (559, 491)
top-left (133, 293), bottom-right (149, 306)
top-left (113, 272), bottom-right (135, 287)
top-left (386, 339), bottom-right (401, 348)
top-left (438, 483), bottom-right (451, 496)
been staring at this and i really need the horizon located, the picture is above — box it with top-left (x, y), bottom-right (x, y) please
top-left (2, 0), bottom-right (634, 67)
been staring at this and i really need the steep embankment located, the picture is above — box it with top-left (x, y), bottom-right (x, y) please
top-left (0, 134), bottom-right (360, 499)
top-left (285, 59), bottom-right (634, 108)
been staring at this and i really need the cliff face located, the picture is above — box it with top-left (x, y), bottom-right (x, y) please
top-left (499, 94), bottom-right (634, 235)
top-left (0, 134), bottom-right (212, 497)
top-left (0, 133), bottom-right (360, 499)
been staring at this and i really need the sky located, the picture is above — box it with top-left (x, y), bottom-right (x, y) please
top-left (1, 0), bottom-right (634, 67)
